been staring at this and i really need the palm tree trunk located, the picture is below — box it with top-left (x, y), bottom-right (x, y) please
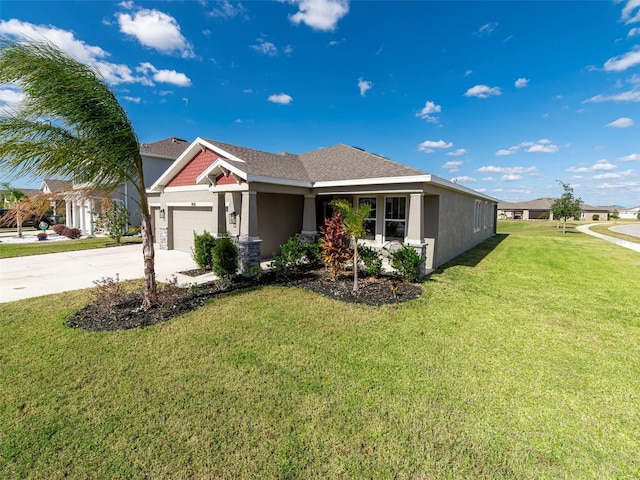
top-left (352, 236), bottom-right (358, 292)
top-left (16, 213), bottom-right (23, 238)
top-left (139, 201), bottom-right (157, 308)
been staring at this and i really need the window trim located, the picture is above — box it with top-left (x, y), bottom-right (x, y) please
top-left (384, 195), bottom-right (407, 242)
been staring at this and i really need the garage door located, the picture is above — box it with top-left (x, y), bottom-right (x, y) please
top-left (171, 207), bottom-right (214, 252)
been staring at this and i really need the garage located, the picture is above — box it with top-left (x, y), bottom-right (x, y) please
top-left (171, 207), bottom-right (214, 252)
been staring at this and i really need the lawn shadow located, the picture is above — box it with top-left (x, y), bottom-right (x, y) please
top-left (427, 233), bottom-right (508, 278)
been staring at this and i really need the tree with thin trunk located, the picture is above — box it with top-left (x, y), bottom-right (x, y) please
top-left (0, 39), bottom-right (158, 307)
top-left (551, 181), bottom-right (582, 234)
top-left (330, 199), bottom-right (372, 291)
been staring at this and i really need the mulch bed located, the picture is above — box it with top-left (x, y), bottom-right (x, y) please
top-left (66, 269), bottom-right (423, 332)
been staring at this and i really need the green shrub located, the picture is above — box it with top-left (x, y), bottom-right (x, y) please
top-left (388, 244), bottom-right (425, 282)
top-left (192, 231), bottom-right (217, 270)
top-left (271, 234), bottom-right (320, 278)
top-left (538, 212), bottom-right (549, 220)
top-left (358, 243), bottom-right (383, 277)
top-left (127, 226), bottom-right (141, 236)
top-left (593, 214), bottom-right (600, 221)
top-left (212, 236), bottom-right (238, 279)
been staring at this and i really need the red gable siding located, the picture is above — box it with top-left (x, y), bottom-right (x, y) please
top-left (216, 173), bottom-right (245, 185)
top-left (167, 149), bottom-right (220, 187)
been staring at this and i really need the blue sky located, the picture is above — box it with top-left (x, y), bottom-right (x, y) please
top-left (1, 0), bottom-right (640, 207)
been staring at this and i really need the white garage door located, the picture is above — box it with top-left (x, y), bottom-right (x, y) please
top-left (172, 207), bottom-right (214, 252)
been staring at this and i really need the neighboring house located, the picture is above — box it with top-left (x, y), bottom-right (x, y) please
top-left (40, 178), bottom-right (72, 218)
top-left (147, 138), bottom-right (498, 273)
top-left (498, 198), bottom-right (611, 222)
top-left (619, 206), bottom-right (640, 219)
top-left (59, 137), bottom-right (190, 235)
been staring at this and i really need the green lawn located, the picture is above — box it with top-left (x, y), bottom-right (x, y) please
top-left (1, 221), bottom-right (639, 479)
top-left (0, 236), bottom-right (142, 258)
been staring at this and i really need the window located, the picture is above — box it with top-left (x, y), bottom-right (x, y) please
top-left (358, 197), bottom-right (376, 240)
top-left (385, 197), bottom-right (406, 241)
top-left (474, 200), bottom-right (481, 232)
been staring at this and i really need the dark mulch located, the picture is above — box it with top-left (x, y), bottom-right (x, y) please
top-left (66, 269), bottom-right (423, 332)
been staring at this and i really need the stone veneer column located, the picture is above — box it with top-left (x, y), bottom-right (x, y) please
top-left (237, 191), bottom-right (261, 273)
top-left (300, 194), bottom-right (318, 243)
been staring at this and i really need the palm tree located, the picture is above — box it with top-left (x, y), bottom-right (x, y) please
top-left (0, 39), bottom-right (158, 307)
top-left (330, 199), bottom-right (372, 292)
top-left (0, 181), bottom-right (28, 237)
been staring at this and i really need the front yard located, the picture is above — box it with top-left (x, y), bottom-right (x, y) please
top-left (1, 220), bottom-right (639, 478)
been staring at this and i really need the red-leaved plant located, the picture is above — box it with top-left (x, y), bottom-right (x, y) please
top-left (319, 212), bottom-right (352, 280)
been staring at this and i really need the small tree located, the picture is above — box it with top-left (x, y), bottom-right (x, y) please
top-left (94, 199), bottom-right (129, 244)
top-left (192, 231), bottom-right (217, 270)
top-left (551, 181), bottom-right (582, 234)
top-left (212, 236), bottom-right (239, 280)
top-left (329, 199), bottom-right (372, 291)
top-left (609, 210), bottom-right (619, 224)
top-left (0, 193), bottom-right (50, 238)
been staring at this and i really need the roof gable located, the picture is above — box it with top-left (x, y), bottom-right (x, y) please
top-left (167, 149), bottom-right (220, 187)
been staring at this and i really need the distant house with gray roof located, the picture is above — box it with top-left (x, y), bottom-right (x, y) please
top-left (498, 198), bottom-right (611, 222)
top-left (147, 137), bottom-right (498, 273)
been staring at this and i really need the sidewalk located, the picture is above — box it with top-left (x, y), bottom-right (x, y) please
top-left (576, 224), bottom-right (640, 253)
top-left (0, 244), bottom-right (214, 303)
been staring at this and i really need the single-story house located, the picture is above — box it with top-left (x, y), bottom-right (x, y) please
top-left (58, 137), bottom-right (190, 234)
top-left (619, 206), bottom-right (640, 220)
top-left (147, 138), bottom-right (498, 272)
top-left (498, 198), bottom-right (611, 222)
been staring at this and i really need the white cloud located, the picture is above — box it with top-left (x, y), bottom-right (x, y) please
top-left (416, 100), bottom-right (441, 122)
top-left (476, 22), bottom-right (498, 35)
top-left (328, 38), bottom-right (345, 46)
top-left (442, 160), bottom-right (463, 172)
top-left (358, 77), bottom-right (373, 97)
top-left (123, 96), bottom-right (141, 103)
top-left (603, 48), bottom-right (640, 72)
top-left (117, 7), bottom-right (194, 58)
top-left (267, 93), bottom-right (293, 104)
top-left (0, 19), bottom-right (193, 88)
top-left (495, 139), bottom-right (559, 155)
top-left (593, 170), bottom-right (633, 180)
top-left (464, 84), bottom-right (502, 98)
top-left (288, 0), bottom-right (349, 32)
top-left (629, 27), bottom-right (640, 37)
top-left (447, 148), bottom-right (467, 157)
top-left (606, 117), bottom-right (634, 128)
top-left (477, 165), bottom-right (539, 178)
top-left (418, 139), bottom-right (453, 153)
top-left (584, 90), bottom-right (640, 102)
top-left (137, 62), bottom-right (192, 86)
top-left (0, 87), bottom-right (25, 113)
top-left (621, 0), bottom-right (640, 24)
top-left (482, 177), bottom-right (496, 181)
top-left (515, 78), bottom-right (529, 88)
top-left (208, 0), bottom-right (249, 20)
top-left (567, 159), bottom-right (617, 173)
top-left (451, 175), bottom-right (476, 183)
top-left (619, 153), bottom-right (640, 161)
top-left (250, 38), bottom-right (278, 56)
top-left (464, 69), bottom-right (473, 77)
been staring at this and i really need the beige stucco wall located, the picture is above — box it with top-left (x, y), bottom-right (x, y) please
top-left (427, 185), bottom-right (495, 268)
top-left (257, 192), bottom-right (304, 259)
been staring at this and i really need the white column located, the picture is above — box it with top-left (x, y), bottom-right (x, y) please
top-left (405, 193), bottom-right (424, 244)
top-left (65, 201), bottom-right (72, 227)
top-left (239, 191), bottom-right (259, 240)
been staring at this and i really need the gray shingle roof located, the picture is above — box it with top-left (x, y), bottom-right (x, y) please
top-left (41, 179), bottom-right (73, 192)
top-left (202, 140), bottom-right (427, 183)
top-left (299, 144), bottom-right (426, 182)
top-left (203, 139), bottom-right (311, 182)
top-left (140, 137), bottom-right (191, 159)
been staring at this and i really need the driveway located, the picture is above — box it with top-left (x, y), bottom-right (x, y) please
top-left (0, 245), bottom-right (214, 303)
top-left (610, 223), bottom-right (640, 238)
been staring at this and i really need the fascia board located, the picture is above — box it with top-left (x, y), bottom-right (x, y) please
top-left (149, 140), bottom-right (210, 190)
top-left (428, 175), bottom-right (499, 202)
top-left (196, 158), bottom-right (248, 185)
top-left (246, 175), bottom-right (312, 188)
top-left (313, 175), bottom-right (432, 188)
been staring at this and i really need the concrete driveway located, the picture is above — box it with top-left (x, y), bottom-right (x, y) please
top-left (0, 244), bottom-right (213, 303)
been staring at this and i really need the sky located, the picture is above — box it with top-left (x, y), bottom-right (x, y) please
top-left (1, 0), bottom-right (640, 207)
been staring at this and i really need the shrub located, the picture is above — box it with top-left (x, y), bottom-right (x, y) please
top-left (358, 243), bottom-right (383, 278)
top-left (52, 223), bottom-right (66, 235)
top-left (271, 234), bottom-right (320, 278)
top-left (157, 276), bottom-right (188, 309)
top-left (36, 231), bottom-right (47, 240)
top-left (320, 213), bottom-right (352, 280)
top-left (538, 212), bottom-right (550, 220)
top-left (388, 244), bottom-right (425, 282)
top-left (212, 236), bottom-right (239, 279)
top-left (127, 226), bottom-right (141, 236)
top-left (94, 199), bottom-right (129, 244)
top-left (62, 226), bottom-right (82, 239)
top-left (593, 214), bottom-right (600, 221)
top-left (192, 231), bottom-right (217, 270)
top-left (91, 274), bottom-right (127, 315)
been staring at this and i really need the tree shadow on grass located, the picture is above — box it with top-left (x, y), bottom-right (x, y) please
top-left (427, 233), bottom-right (508, 278)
